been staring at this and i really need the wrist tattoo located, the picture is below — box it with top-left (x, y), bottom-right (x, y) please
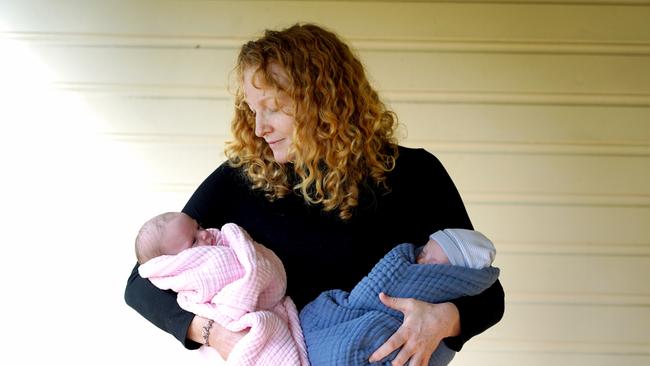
top-left (202, 319), bottom-right (215, 347)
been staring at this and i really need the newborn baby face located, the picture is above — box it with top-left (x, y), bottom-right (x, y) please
top-left (160, 213), bottom-right (217, 255)
top-left (416, 239), bottom-right (450, 265)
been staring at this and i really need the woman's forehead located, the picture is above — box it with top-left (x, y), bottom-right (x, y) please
top-left (244, 63), bottom-right (290, 90)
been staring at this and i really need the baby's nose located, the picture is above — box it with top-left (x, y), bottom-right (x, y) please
top-left (197, 229), bottom-right (215, 246)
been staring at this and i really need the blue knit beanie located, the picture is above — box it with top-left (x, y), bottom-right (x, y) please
top-left (429, 229), bottom-right (496, 269)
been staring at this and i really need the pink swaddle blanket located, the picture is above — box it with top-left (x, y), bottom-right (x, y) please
top-left (138, 223), bottom-right (309, 366)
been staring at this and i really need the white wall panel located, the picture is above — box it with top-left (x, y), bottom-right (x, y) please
top-left (438, 153), bottom-right (650, 196)
top-left (81, 97), bottom-right (234, 136)
top-left (364, 52), bottom-right (650, 94)
top-left (395, 103), bottom-right (650, 145)
top-left (499, 253), bottom-right (650, 301)
top-left (468, 204), bottom-right (650, 247)
top-left (2, 1), bottom-right (650, 42)
top-left (22, 46), bottom-right (237, 85)
top-left (496, 303), bottom-right (650, 344)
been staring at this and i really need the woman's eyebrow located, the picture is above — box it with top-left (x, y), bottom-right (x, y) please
top-left (246, 95), bottom-right (277, 109)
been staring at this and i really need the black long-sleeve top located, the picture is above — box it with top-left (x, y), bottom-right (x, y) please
top-left (125, 146), bottom-right (504, 351)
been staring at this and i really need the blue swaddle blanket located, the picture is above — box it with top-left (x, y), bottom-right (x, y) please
top-left (299, 243), bottom-right (500, 366)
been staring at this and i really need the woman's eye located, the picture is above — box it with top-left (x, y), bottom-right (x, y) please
top-left (265, 106), bottom-right (281, 116)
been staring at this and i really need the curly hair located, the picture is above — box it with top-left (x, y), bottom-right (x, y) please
top-left (225, 23), bottom-right (399, 220)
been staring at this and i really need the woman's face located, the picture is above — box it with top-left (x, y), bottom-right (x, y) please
top-left (243, 65), bottom-right (296, 163)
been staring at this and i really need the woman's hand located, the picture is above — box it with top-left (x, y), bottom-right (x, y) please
top-left (368, 293), bottom-right (460, 366)
top-left (208, 321), bottom-right (249, 359)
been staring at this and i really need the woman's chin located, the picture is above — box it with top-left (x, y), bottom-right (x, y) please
top-left (271, 151), bottom-right (291, 164)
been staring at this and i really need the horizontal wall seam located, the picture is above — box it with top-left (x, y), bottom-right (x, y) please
top-left (415, 141), bottom-right (650, 156)
top-left (4, 31), bottom-right (650, 55)
top-left (497, 241), bottom-right (650, 256)
top-left (52, 82), bottom-right (650, 107)
top-left (468, 339), bottom-right (650, 355)
top-left (136, 182), bottom-right (650, 207)
top-left (463, 192), bottom-right (650, 207)
top-left (52, 82), bottom-right (230, 99)
top-left (427, 0), bottom-right (650, 6)
top-left (507, 292), bottom-right (650, 306)
top-left (103, 132), bottom-right (650, 156)
top-left (383, 90), bottom-right (650, 107)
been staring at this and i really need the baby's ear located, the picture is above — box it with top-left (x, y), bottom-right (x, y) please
top-left (415, 245), bottom-right (428, 263)
top-left (415, 250), bottom-right (425, 263)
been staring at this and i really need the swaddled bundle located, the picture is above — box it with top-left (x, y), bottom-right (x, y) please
top-left (139, 223), bottom-right (309, 366)
top-left (299, 243), bottom-right (500, 366)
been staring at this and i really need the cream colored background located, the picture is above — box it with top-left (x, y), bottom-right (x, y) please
top-left (1, 0), bottom-right (648, 365)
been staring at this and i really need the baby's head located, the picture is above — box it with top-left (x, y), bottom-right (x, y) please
top-left (417, 229), bottom-right (496, 269)
top-left (135, 212), bottom-right (217, 264)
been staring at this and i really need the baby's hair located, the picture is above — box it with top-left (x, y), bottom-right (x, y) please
top-left (135, 212), bottom-right (181, 264)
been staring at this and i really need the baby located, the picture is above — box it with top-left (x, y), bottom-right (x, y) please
top-left (300, 228), bottom-right (499, 366)
top-left (134, 212), bottom-right (309, 366)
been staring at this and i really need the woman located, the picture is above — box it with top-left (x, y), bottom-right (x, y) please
top-left (125, 23), bottom-right (504, 366)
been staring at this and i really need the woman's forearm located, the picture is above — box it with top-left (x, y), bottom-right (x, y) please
top-left (187, 316), bottom-right (209, 345)
top-left (124, 263), bottom-right (200, 349)
top-left (439, 301), bottom-right (461, 338)
top-left (444, 279), bottom-right (505, 351)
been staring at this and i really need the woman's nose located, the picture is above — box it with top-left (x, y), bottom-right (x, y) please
top-left (254, 113), bottom-right (270, 137)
